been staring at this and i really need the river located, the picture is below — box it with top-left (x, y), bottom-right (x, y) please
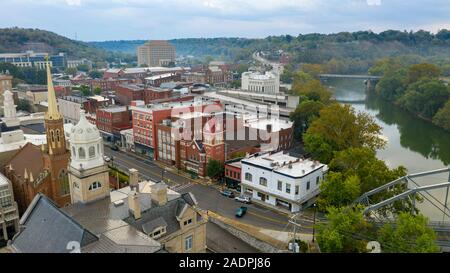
top-left (328, 78), bottom-right (450, 221)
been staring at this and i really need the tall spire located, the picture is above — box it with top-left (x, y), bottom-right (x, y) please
top-left (44, 56), bottom-right (61, 120)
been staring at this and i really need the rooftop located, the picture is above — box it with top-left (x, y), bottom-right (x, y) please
top-left (145, 73), bottom-right (177, 81)
top-left (100, 106), bottom-right (128, 113)
top-left (241, 151), bottom-right (327, 178)
top-left (244, 117), bottom-right (293, 132)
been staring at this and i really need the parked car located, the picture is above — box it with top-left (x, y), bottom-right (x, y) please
top-left (220, 190), bottom-right (235, 198)
top-left (103, 156), bottom-right (111, 162)
top-left (235, 206), bottom-right (248, 218)
top-left (111, 145), bottom-right (119, 151)
top-left (235, 196), bottom-right (251, 204)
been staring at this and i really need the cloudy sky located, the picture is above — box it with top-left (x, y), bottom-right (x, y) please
top-left (1, 0), bottom-right (449, 41)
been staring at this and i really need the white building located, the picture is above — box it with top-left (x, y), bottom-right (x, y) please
top-left (0, 172), bottom-right (19, 241)
top-left (58, 96), bottom-right (87, 125)
top-left (240, 152), bottom-right (328, 212)
top-left (241, 71), bottom-right (280, 94)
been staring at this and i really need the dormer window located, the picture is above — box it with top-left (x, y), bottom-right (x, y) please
top-left (149, 226), bottom-right (167, 239)
top-left (184, 218), bottom-right (193, 226)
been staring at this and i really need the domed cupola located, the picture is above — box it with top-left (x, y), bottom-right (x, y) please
top-left (69, 110), bottom-right (105, 170)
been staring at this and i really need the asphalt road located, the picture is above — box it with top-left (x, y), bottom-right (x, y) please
top-left (104, 146), bottom-right (314, 233)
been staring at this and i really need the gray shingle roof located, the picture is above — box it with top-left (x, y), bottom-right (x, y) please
top-left (11, 194), bottom-right (98, 253)
top-left (142, 217), bottom-right (168, 235)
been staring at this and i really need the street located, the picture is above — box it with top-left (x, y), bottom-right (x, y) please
top-left (104, 146), bottom-right (315, 233)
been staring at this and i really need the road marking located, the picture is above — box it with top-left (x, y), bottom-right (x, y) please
top-left (246, 210), bottom-right (289, 225)
top-left (171, 183), bottom-right (194, 192)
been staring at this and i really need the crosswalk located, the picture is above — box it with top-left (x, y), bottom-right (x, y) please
top-left (170, 182), bottom-right (194, 192)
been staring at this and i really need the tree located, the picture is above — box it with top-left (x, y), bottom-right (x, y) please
top-left (88, 70), bottom-right (103, 79)
top-left (317, 172), bottom-right (361, 210)
top-left (77, 64), bottom-right (90, 72)
top-left (17, 99), bottom-right (31, 112)
top-left (377, 213), bottom-right (440, 253)
top-left (302, 133), bottom-right (334, 163)
top-left (291, 75), bottom-right (332, 104)
top-left (93, 87), bottom-right (102, 95)
top-left (290, 100), bottom-right (324, 138)
top-left (398, 79), bottom-right (449, 119)
top-left (316, 206), bottom-right (371, 253)
top-left (206, 159), bottom-right (224, 179)
top-left (304, 104), bottom-right (386, 155)
top-left (65, 67), bottom-right (78, 77)
top-left (375, 70), bottom-right (407, 101)
top-left (433, 100), bottom-right (450, 131)
top-left (79, 85), bottom-right (91, 96)
top-left (408, 63), bottom-right (441, 84)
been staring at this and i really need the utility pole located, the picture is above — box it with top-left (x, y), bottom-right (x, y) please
top-left (312, 203), bottom-right (317, 243)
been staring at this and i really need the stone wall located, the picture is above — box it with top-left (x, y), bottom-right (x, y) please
top-left (209, 217), bottom-right (285, 253)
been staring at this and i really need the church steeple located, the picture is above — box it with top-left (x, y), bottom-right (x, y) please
top-left (44, 57), bottom-right (62, 121)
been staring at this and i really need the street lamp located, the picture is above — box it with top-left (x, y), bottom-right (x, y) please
top-left (312, 203), bottom-right (317, 243)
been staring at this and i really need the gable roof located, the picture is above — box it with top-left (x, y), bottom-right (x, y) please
top-left (124, 193), bottom-right (200, 238)
top-left (6, 142), bottom-right (45, 179)
top-left (11, 194), bottom-right (98, 253)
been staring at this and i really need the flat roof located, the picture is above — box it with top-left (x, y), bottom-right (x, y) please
top-left (241, 151), bottom-right (326, 178)
top-left (244, 117), bottom-right (292, 131)
top-left (101, 106), bottom-right (128, 113)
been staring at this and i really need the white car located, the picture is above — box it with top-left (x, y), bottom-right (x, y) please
top-left (235, 196), bottom-right (251, 204)
top-left (103, 156), bottom-right (111, 162)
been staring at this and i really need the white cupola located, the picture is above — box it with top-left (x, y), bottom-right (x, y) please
top-left (69, 110), bottom-right (105, 170)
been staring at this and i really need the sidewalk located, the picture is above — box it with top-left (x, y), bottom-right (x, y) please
top-left (250, 198), bottom-right (293, 218)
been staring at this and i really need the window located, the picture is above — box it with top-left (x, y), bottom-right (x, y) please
top-left (51, 130), bottom-right (55, 142)
top-left (56, 130), bottom-right (61, 142)
top-left (307, 181), bottom-right (311, 191)
top-left (78, 147), bottom-right (86, 159)
top-left (88, 146), bottom-right (96, 158)
top-left (277, 181), bottom-right (283, 191)
top-left (286, 183), bottom-right (291, 194)
top-left (72, 147), bottom-right (76, 156)
top-left (295, 185), bottom-right (299, 195)
top-left (185, 235), bottom-right (193, 251)
top-left (89, 181), bottom-right (102, 191)
top-left (316, 177), bottom-right (320, 185)
top-left (59, 170), bottom-right (70, 196)
top-left (245, 173), bottom-right (252, 182)
top-left (259, 177), bottom-right (267, 187)
top-left (184, 219), bottom-right (193, 226)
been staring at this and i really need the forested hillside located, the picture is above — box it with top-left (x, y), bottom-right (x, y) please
top-left (0, 27), bottom-right (109, 61)
top-left (90, 30), bottom-right (450, 73)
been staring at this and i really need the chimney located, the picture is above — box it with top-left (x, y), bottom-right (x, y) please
top-left (151, 183), bottom-right (168, 206)
top-left (128, 190), bottom-right (141, 220)
top-left (129, 168), bottom-right (139, 192)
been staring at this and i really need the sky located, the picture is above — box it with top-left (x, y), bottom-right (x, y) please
top-left (0, 0), bottom-right (449, 41)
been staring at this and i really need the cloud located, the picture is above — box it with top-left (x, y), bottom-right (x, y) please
top-left (0, 0), bottom-right (449, 40)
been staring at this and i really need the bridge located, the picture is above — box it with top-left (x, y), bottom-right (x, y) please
top-left (319, 74), bottom-right (382, 80)
top-left (354, 167), bottom-right (450, 251)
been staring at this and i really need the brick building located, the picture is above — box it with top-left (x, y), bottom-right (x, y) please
top-left (115, 84), bottom-right (144, 105)
top-left (143, 87), bottom-right (172, 103)
top-left (96, 106), bottom-right (132, 144)
top-left (145, 73), bottom-right (181, 87)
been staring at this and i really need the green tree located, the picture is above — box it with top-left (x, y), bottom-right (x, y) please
top-left (302, 133), bottom-right (334, 163)
top-left (17, 99), bottom-right (31, 112)
top-left (398, 79), bottom-right (449, 119)
top-left (79, 85), bottom-right (91, 96)
top-left (317, 206), bottom-right (371, 253)
top-left (77, 64), bottom-right (90, 72)
top-left (65, 67), bottom-right (78, 77)
top-left (206, 159), bottom-right (224, 179)
top-left (377, 213), bottom-right (440, 253)
top-left (375, 69), bottom-right (407, 101)
top-left (290, 99), bottom-right (324, 138)
top-left (292, 76), bottom-right (332, 104)
top-left (93, 86), bottom-right (102, 95)
top-left (317, 172), bottom-right (361, 210)
top-left (304, 104), bottom-right (386, 155)
top-left (408, 63), bottom-right (441, 84)
top-left (88, 70), bottom-right (103, 79)
top-left (433, 99), bottom-right (450, 131)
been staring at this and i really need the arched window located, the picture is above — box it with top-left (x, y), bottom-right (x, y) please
top-left (245, 173), bottom-right (252, 182)
top-left (88, 146), bottom-right (95, 158)
top-left (259, 177), bottom-right (268, 187)
top-left (78, 147), bottom-right (86, 159)
top-left (56, 130), bottom-right (61, 142)
top-left (72, 147), bottom-right (76, 156)
top-left (88, 181), bottom-right (102, 191)
top-left (51, 130), bottom-right (55, 142)
top-left (59, 169), bottom-right (70, 196)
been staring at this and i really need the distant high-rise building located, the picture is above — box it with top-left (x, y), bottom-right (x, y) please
top-left (137, 40), bottom-right (176, 67)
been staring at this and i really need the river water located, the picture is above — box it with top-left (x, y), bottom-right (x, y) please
top-left (328, 78), bottom-right (450, 221)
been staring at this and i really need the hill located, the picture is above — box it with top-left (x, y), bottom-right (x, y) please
top-left (89, 30), bottom-right (450, 73)
top-left (0, 27), bottom-right (109, 61)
